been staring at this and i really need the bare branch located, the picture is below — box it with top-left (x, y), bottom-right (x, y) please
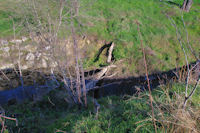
top-left (107, 42), bottom-right (115, 63)
top-left (166, 14), bottom-right (191, 104)
top-left (183, 61), bottom-right (200, 108)
top-left (180, 11), bottom-right (199, 60)
top-left (136, 20), bottom-right (157, 133)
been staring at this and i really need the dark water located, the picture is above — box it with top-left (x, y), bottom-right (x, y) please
top-left (0, 60), bottom-right (199, 105)
top-left (89, 61), bottom-right (200, 98)
top-left (0, 80), bottom-right (59, 105)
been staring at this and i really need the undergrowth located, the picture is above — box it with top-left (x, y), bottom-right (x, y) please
top-left (1, 83), bottom-right (199, 132)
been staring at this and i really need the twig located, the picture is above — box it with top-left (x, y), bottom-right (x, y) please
top-left (95, 65), bottom-right (116, 79)
top-left (80, 60), bottom-right (87, 107)
top-left (70, 0), bottom-right (83, 105)
top-left (93, 98), bottom-right (100, 119)
top-left (54, 0), bottom-right (64, 39)
top-left (0, 113), bottom-right (18, 133)
top-left (48, 97), bottom-right (55, 106)
top-left (62, 69), bottom-right (78, 104)
top-left (180, 11), bottom-right (198, 60)
top-left (183, 62), bottom-right (200, 108)
top-left (55, 129), bottom-right (67, 133)
top-left (136, 20), bottom-right (157, 133)
top-left (166, 14), bottom-right (194, 109)
top-left (0, 70), bottom-right (10, 81)
top-left (0, 115), bottom-right (17, 122)
top-left (95, 67), bottom-right (108, 79)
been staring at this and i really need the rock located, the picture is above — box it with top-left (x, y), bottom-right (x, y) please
top-left (35, 52), bottom-right (42, 60)
top-left (11, 45), bottom-right (18, 50)
top-left (10, 39), bottom-right (23, 44)
top-left (50, 61), bottom-right (58, 68)
top-left (0, 50), bottom-right (9, 58)
top-left (86, 40), bottom-right (90, 44)
top-left (21, 65), bottom-right (29, 70)
top-left (0, 64), bottom-right (14, 70)
top-left (0, 40), bottom-right (8, 46)
top-left (45, 45), bottom-right (51, 50)
top-left (0, 47), bottom-right (10, 52)
top-left (22, 36), bottom-right (28, 42)
top-left (25, 59), bottom-right (35, 68)
top-left (24, 45), bottom-right (37, 52)
top-left (41, 58), bottom-right (48, 68)
top-left (25, 53), bottom-right (35, 61)
top-left (19, 52), bottom-right (24, 56)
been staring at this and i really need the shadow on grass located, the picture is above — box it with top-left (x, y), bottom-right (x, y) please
top-left (90, 60), bottom-right (199, 98)
top-left (160, 0), bottom-right (181, 8)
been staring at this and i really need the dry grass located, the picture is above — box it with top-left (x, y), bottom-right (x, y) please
top-left (154, 86), bottom-right (200, 133)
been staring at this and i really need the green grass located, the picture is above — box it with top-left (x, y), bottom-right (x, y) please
top-left (0, 0), bottom-right (27, 38)
top-left (169, 83), bottom-right (200, 107)
top-left (2, 83), bottom-right (199, 132)
top-left (2, 93), bottom-right (154, 132)
top-left (0, 10), bottom-right (23, 38)
top-left (0, 11), bottom-right (13, 38)
top-left (0, 0), bottom-right (199, 74)
top-left (79, 0), bottom-right (200, 73)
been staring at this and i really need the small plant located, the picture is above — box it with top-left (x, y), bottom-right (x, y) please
top-left (0, 107), bottom-right (18, 133)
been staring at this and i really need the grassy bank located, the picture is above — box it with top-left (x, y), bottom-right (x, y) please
top-left (0, 0), bottom-right (199, 75)
top-left (80, 0), bottom-right (200, 74)
top-left (0, 0), bottom-right (23, 38)
top-left (2, 83), bottom-right (200, 132)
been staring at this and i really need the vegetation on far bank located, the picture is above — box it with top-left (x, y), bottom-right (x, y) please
top-left (0, 0), bottom-right (199, 75)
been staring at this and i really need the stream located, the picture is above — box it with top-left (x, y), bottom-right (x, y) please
top-left (0, 61), bottom-right (199, 106)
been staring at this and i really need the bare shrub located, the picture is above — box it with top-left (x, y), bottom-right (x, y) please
top-left (157, 86), bottom-right (200, 133)
top-left (9, 0), bottom-right (89, 106)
